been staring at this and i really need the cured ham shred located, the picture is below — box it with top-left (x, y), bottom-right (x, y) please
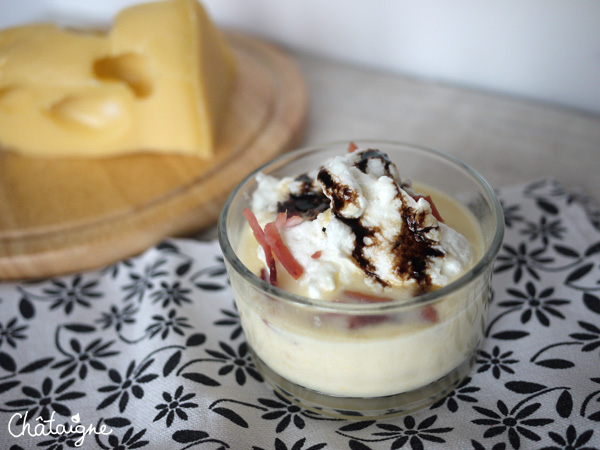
top-left (411, 194), bottom-right (444, 223)
top-left (421, 305), bottom-right (439, 323)
top-left (242, 208), bottom-right (277, 286)
top-left (264, 221), bottom-right (304, 280)
top-left (243, 208), bottom-right (304, 284)
top-left (339, 290), bottom-right (392, 304)
top-left (338, 290), bottom-right (439, 325)
top-left (284, 215), bottom-right (303, 227)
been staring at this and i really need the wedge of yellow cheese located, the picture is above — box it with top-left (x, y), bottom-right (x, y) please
top-left (0, 0), bottom-right (235, 158)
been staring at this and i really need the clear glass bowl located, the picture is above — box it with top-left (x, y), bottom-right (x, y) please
top-left (218, 140), bottom-right (504, 419)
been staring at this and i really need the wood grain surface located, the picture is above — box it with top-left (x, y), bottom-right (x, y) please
top-left (0, 32), bottom-right (307, 280)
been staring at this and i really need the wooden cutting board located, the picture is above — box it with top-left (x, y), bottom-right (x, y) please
top-left (0, 32), bottom-right (308, 280)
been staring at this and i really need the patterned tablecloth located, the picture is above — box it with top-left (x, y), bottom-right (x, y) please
top-left (1, 178), bottom-right (599, 450)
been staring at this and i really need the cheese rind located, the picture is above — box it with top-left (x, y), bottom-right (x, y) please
top-left (0, 0), bottom-right (235, 158)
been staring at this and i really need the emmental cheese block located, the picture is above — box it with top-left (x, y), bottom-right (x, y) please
top-left (0, 0), bottom-right (235, 158)
top-left (0, 31), bottom-right (309, 280)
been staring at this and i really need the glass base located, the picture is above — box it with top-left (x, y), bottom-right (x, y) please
top-left (250, 346), bottom-right (476, 420)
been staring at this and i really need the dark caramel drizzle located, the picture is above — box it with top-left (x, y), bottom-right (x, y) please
top-left (317, 164), bottom-right (388, 286)
top-left (277, 150), bottom-right (444, 289)
top-left (356, 148), bottom-right (392, 174)
top-left (334, 215), bottom-right (388, 286)
top-left (277, 173), bottom-right (329, 220)
top-left (316, 169), bottom-right (358, 212)
top-left (396, 197), bottom-right (444, 290)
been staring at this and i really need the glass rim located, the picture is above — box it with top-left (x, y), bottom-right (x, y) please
top-left (218, 139), bottom-right (505, 314)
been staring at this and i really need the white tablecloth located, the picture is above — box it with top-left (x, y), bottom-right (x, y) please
top-left (1, 178), bottom-right (599, 450)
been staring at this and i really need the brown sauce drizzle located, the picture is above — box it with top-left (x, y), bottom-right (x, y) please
top-left (356, 149), bottom-right (392, 174)
top-left (295, 173), bottom-right (312, 186)
top-left (335, 215), bottom-right (388, 286)
top-left (276, 151), bottom-right (445, 290)
top-left (395, 198), bottom-right (444, 290)
top-left (317, 164), bottom-right (388, 286)
top-left (322, 150), bottom-right (445, 289)
top-left (277, 173), bottom-right (329, 220)
top-left (316, 169), bottom-right (358, 213)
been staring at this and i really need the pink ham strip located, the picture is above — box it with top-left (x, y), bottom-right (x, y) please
top-left (264, 217), bottom-right (304, 280)
top-left (242, 208), bottom-right (277, 286)
top-left (347, 142), bottom-right (359, 153)
top-left (411, 194), bottom-right (444, 223)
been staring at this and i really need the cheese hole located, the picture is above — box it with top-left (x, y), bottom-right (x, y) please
top-left (94, 53), bottom-right (153, 98)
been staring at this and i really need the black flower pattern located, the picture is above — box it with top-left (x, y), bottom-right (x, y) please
top-left (4, 378), bottom-right (85, 424)
top-left (214, 307), bottom-right (243, 340)
top-left (0, 317), bottom-right (27, 349)
top-left (150, 281), bottom-right (192, 308)
top-left (472, 400), bottom-right (553, 449)
top-left (494, 243), bottom-right (552, 283)
top-left (501, 202), bottom-right (525, 229)
top-left (430, 377), bottom-right (480, 412)
top-left (103, 258), bottom-right (134, 279)
top-left (96, 304), bottom-right (139, 332)
top-left (471, 440), bottom-right (507, 450)
top-left (42, 276), bottom-right (102, 315)
top-left (499, 282), bottom-right (569, 327)
top-left (373, 415), bottom-right (453, 449)
top-left (258, 391), bottom-right (307, 433)
top-left (153, 385), bottom-right (198, 427)
top-left (253, 437), bottom-right (326, 450)
top-left (145, 309), bottom-right (192, 339)
top-left (570, 321), bottom-right (600, 353)
top-left (205, 341), bottom-right (263, 386)
top-left (520, 216), bottom-right (566, 246)
top-left (103, 427), bottom-right (149, 449)
top-left (52, 338), bottom-right (119, 379)
top-left (542, 425), bottom-right (596, 450)
top-left (477, 346), bottom-right (518, 379)
top-left (97, 360), bottom-right (158, 412)
top-left (122, 259), bottom-right (168, 302)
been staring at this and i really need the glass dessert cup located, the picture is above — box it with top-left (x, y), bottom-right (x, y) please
top-left (218, 140), bottom-right (504, 420)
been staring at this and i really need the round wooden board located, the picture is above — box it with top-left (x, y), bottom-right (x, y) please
top-left (0, 32), bottom-right (308, 280)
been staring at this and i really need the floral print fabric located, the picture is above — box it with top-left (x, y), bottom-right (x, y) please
top-left (0, 178), bottom-right (599, 450)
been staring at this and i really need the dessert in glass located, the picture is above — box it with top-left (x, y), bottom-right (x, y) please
top-left (218, 140), bottom-right (504, 419)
